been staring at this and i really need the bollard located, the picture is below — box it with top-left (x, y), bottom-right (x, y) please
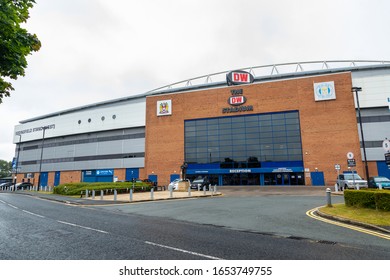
top-left (188, 187), bottom-right (191, 197)
top-left (100, 190), bottom-right (104, 200)
top-left (130, 189), bottom-right (133, 201)
top-left (198, 186), bottom-right (200, 192)
top-left (114, 189), bottom-right (117, 201)
top-left (92, 190), bottom-right (95, 199)
top-left (203, 186), bottom-right (206, 195)
top-left (326, 188), bottom-right (332, 207)
top-left (379, 183), bottom-right (383, 190)
top-left (214, 185), bottom-right (217, 194)
top-left (356, 185), bottom-right (360, 191)
top-left (85, 189), bottom-right (89, 198)
top-left (334, 183), bottom-right (339, 192)
top-left (169, 185), bottom-right (173, 198)
top-left (151, 188), bottom-right (154, 200)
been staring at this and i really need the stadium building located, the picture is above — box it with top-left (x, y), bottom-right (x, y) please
top-left (11, 60), bottom-right (390, 187)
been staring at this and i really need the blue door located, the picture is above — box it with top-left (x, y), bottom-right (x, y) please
top-left (148, 174), bottom-right (158, 185)
top-left (311, 172), bottom-right (325, 186)
top-left (377, 161), bottom-right (390, 179)
top-left (40, 172), bottom-right (48, 187)
top-left (170, 174), bottom-right (180, 182)
top-left (126, 168), bottom-right (139, 181)
top-left (54, 171), bottom-right (61, 186)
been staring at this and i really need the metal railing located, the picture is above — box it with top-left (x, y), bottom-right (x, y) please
top-left (146, 60), bottom-right (390, 94)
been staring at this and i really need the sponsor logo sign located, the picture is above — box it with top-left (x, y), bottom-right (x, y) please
top-left (226, 70), bottom-right (254, 86)
top-left (313, 81), bottom-right (336, 101)
top-left (157, 100), bottom-right (172, 116)
top-left (222, 88), bottom-right (253, 114)
top-left (228, 95), bottom-right (247, 106)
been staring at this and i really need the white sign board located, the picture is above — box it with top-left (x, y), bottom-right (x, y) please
top-left (347, 152), bottom-right (354, 159)
top-left (313, 81), bottom-right (336, 101)
top-left (157, 100), bottom-right (172, 116)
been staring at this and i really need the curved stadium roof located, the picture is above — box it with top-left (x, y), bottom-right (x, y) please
top-left (20, 60), bottom-right (390, 123)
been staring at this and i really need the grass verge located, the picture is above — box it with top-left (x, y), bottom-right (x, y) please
top-left (320, 203), bottom-right (390, 227)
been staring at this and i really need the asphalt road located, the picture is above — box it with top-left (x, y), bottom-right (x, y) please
top-left (0, 190), bottom-right (389, 260)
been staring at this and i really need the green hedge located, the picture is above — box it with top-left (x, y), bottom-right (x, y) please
top-left (344, 190), bottom-right (390, 211)
top-left (53, 182), bottom-right (152, 196)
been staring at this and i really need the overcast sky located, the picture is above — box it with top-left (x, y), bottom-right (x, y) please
top-left (1, 0), bottom-right (390, 161)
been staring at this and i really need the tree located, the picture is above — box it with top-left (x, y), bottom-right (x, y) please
top-left (0, 0), bottom-right (41, 103)
top-left (0, 159), bottom-right (12, 178)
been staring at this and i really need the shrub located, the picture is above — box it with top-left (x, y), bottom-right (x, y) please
top-left (53, 182), bottom-right (152, 196)
top-left (344, 190), bottom-right (390, 211)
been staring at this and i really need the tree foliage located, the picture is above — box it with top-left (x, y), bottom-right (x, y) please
top-left (0, 159), bottom-right (12, 178)
top-left (0, 0), bottom-right (41, 103)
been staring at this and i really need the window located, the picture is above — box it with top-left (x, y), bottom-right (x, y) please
top-left (184, 111), bottom-right (303, 166)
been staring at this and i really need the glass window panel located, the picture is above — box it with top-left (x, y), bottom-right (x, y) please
top-left (289, 155), bottom-right (303, 161)
top-left (260, 126), bottom-right (273, 132)
top-left (285, 118), bottom-right (299, 125)
top-left (272, 113), bottom-right (285, 120)
top-left (232, 127), bottom-right (245, 134)
top-left (246, 138), bottom-right (259, 145)
top-left (286, 124), bottom-right (300, 131)
top-left (196, 130), bottom-right (207, 136)
top-left (207, 124), bottom-right (219, 131)
top-left (272, 119), bottom-right (285, 126)
top-left (219, 134), bottom-right (232, 141)
top-left (219, 146), bottom-right (232, 152)
top-left (259, 115), bottom-right (271, 121)
top-left (273, 137), bottom-right (286, 143)
top-left (272, 125), bottom-right (286, 131)
top-left (207, 119), bottom-right (218, 125)
top-left (219, 118), bottom-right (231, 124)
top-left (288, 143), bottom-right (302, 149)
top-left (233, 139), bottom-right (246, 145)
top-left (196, 120), bottom-right (207, 126)
top-left (274, 150), bottom-right (288, 156)
top-left (196, 126), bottom-right (207, 132)
top-left (207, 135), bottom-right (219, 141)
top-left (186, 148), bottom-right (197, 153)
top-left (273, 131), bottom-right (287, 137)
top-left (196, 136), bottom-right (207, 142)
top-left (219, 123), bottom-right (232, 130)
top-left (259, 132), bottom-right (273, 138)
top-left (285, 111), bottom-right (299, 119)
top-left (245, 115), bottom-right (258, 122)
top-left (286, 130), bottom-right (300, 137)
top-left (288, 149), bottom-right (303, 155)
top-left (259, 120), bottom-right (272, 126)
top-left (246, 127), bottom-right (260, 134)
top-left (185, 126), bottom-right (196, 132)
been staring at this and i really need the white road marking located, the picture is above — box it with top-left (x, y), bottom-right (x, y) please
top-left (57, 220), bottom-right (109, 234)
top-left (145, 241), bottom-right (223, 260)
top-left (22, 210), bottom-right (45, 218)
top-left (7, 204), bottom-right (18, 209)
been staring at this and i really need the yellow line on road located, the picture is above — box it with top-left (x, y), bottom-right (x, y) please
top-left (306, 208), bottom-right (390, 240)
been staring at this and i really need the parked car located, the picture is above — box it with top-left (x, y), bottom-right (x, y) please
top-left (15, 182), bottom-right (33, 190)
top-left (368, 176), bottom-right (390, 189)
top-left (0, 182), bottom-right (13, 189)
top-left (336, 173), bottom-right (368, 190)
top-left (168, 179), bottom-right (180, 190)
top-left (190, 177), bottom-right (210, 190)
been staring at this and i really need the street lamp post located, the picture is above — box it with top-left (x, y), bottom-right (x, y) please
top-left (13, 134), bottom-right (22, 191)
top-left (352, 87), bottom-right (370, 181)
top-left (37, 126), bottom-right (49, 191)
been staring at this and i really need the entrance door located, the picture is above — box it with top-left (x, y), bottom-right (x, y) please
top-left (54, 171), bottom-right (61, 186)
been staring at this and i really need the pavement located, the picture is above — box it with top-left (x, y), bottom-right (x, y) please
top-left (3, 185), bottom-right (390, 234)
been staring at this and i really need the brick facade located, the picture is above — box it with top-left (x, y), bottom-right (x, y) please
top-left (145, 72), bottom-right (365, 186)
